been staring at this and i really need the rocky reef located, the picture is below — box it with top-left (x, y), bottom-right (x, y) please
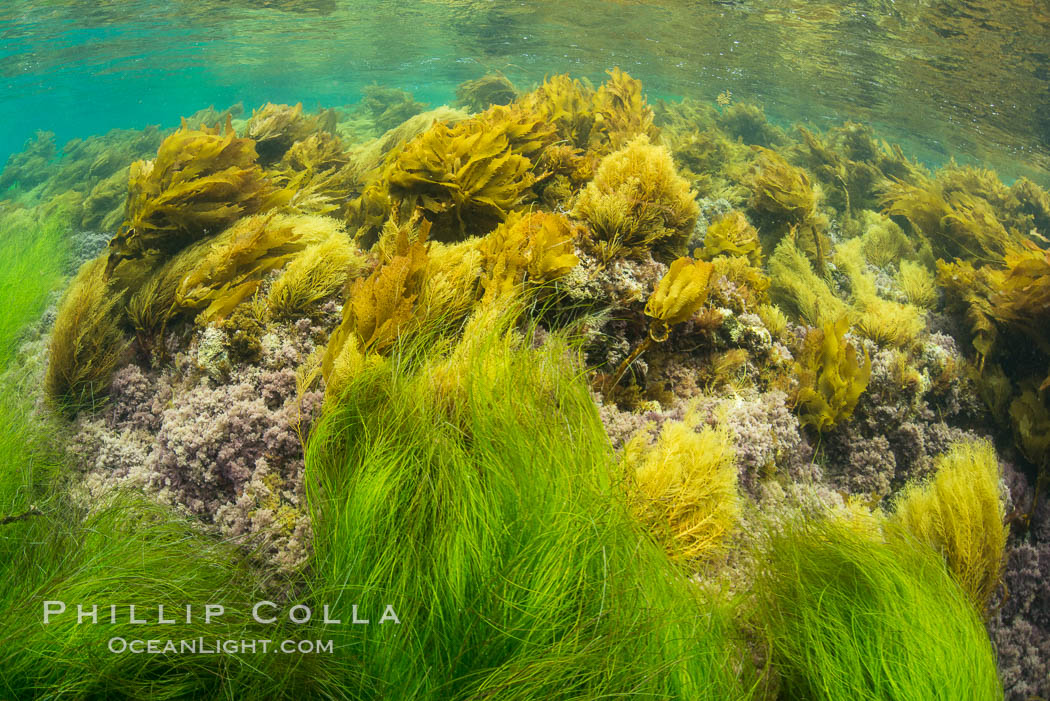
top-left (1, 70), bottom-right (1047, 698)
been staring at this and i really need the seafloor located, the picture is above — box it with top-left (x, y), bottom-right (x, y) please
top-left (0, 71), bottom-right (1047, 699)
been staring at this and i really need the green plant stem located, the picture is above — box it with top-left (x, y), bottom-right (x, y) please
top-left (606, 320), bottom-right (669, 392)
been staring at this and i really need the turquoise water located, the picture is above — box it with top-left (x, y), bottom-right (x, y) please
top-left (3, 0), bottom-right (1049, 180)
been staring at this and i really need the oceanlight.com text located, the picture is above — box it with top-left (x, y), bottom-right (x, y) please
top-left (108, 637), bottom-right (335, 655)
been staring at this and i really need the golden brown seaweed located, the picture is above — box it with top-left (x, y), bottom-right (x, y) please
top-left (246, 102), bottom-right (334, 165)
top-left (107, 118), bottom-right (289, 279)
top-left (455, 73), bottom-right (518, 113)
top-left (173, 213), bottom-right (341, 323)
top-left (645, 257), bottom-right (714, 328)
top-left (479, 211), bottom-right (579, 301)
top-left (356, 105), bottom-right (555, 242)
top-left (322, 218), bottom-right (430, 383)
top-left (889, 439), bottom-right (1007, 612)
top-left (794, 315), bottom-right (872, 431)
top-left (573, 135), bottom-right (698, 262)
top-left (45, 258), bottom-right (129, 415)
top-left (701, 211), bottom-right (762, 266)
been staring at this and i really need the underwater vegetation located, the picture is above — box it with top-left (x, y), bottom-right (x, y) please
top-left (0, 491), bottom-right (337, 699)
top-left (44, 257), bottom-right (127, 415)
top-left (888, 438), bottom-right (1007, 612)
top-left (768, 236), bottom-right (846, 328)
top-left (389, 119), bottom-right (538, 237)
top-left (108, 118), bottom-right (290, 281)
top-left (0, 125), bottom-right (167, 233)
top-left (880, 164), bottom-right (1043, 266)
top-left (478, 210), bottom-right (579, 302)
top-left (623, 412), bottom-right (740, 562)
top-left (266, 227), bottom-right (362, 319)
top-left (793, 122), bottom-right (921, 217)
top-left (0, 205), bottom-right (72, 525)
top-left (574, 134), bottom-right (699, 262)
top-left (0, 205), bottom-right (329, 698)
top-left (748, 147), bottom-right (817, 224)
top-left (604, 255), bottom-right (713, 392)
top-left (701, 210), bottom-right (763, 266)
top-left (645, 255), bottom-right (714, 329)
top-left (358, 85), bottom-right (428, 135)
top-left (246, 102), bottom-right (337, 165)
top-left (350, 105), bottom-right (550, 242)
top-left (0, 207), bottom-right (71, 366)
top-left (753, 518), bottom-right (1003, 701)
top-left (454, 73), bottom-right (518, 113)
top-left (792, 315), bottom-right (872, 432)
top-left (323, 216), bottom-right (429, 382)
top-left (168, 213), bottom-right (346, 323)
top-left (305, 313), bottom-right (758, 699)
top-left (0, 66), bottom-right (1046, 698)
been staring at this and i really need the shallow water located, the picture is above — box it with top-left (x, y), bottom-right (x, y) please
top-left (2, 0), bottom-right (1049, 180)
top-left (2, 2), bottom-right (1050, 699)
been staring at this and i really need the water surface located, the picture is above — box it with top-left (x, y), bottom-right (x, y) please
top-left (2, 0), bottom-right (1048, 181)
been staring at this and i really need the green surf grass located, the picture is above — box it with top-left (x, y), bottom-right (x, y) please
top-left (0, 491), bottom-right (342, 700)
top-left (0, 367), bottom-right (340, 699)
top-left (0, 209), bottom-right (332, 699)
top-left (304, 316), bottom-right (758, 700)
top-left (751, 519), bottom-right (1003, 701)
top-left (0, 205), bottom-right (71, 523)
top-left (0, 207), bottom-right (70, 368)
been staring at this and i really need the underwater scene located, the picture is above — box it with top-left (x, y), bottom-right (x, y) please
top-left (1, 0), bottom-right (1049, 698)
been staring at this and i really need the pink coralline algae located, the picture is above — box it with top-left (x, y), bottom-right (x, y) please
top-left (694, 390), bottom-right (812, 495)
top-left (986, 465), bottom-right (1050, 701)
top-left (820, 338), bottom-right (988, 498)
top-left (990, 541), bottom-right (1050, 701)
top-left (71, 321), bottom-right (326, 572)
